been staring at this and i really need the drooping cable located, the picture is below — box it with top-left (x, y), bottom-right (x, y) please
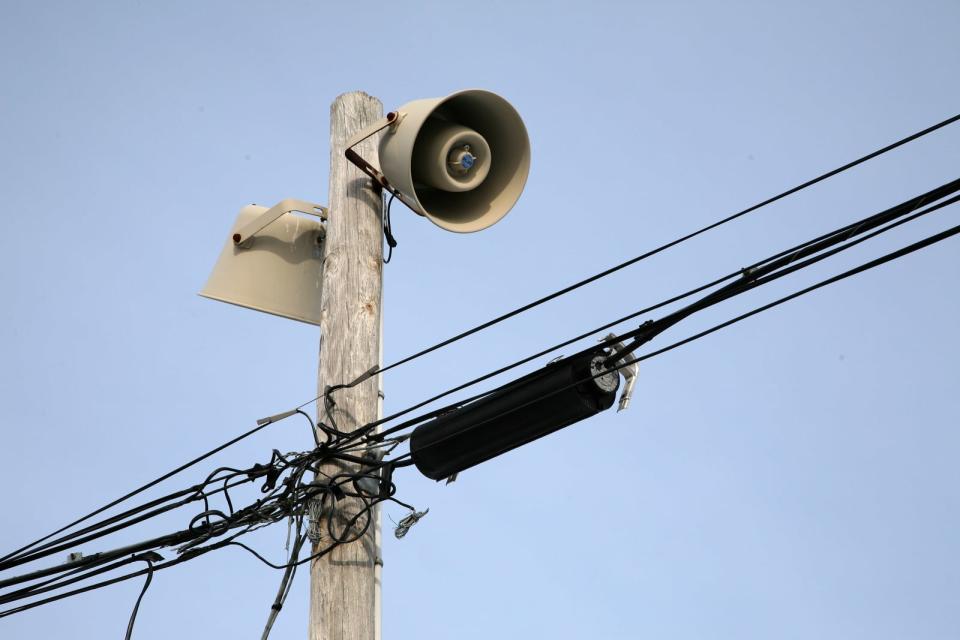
top-left (0, 413), bottom-right (294, 567)
top-left (124, 554), bottom-right (159, 640)
top-left (260, 532), bottom-right (306, 640)
top-left (3, 163), bottom-right (959, 625)
top-left (4, 196), bottom-right (954, 622)
top-left (0, 468), bottom-right (261, 572)
top-left (382, 192), bottom-right (398, 264)
top-left (0, 443), bottom-right (398, 616)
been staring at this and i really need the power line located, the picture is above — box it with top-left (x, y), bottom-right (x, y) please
top-left (0, 472), bottom-right (258, 573)
top-left (376, 217), bottom-right (960, 459)
top-left (328, 111), bottom-right (960, 390)
top-left (3, 212), bottom-right (956, 627)
top-left (0, 435), bottom-right (414, 620)
top-left (335, 180), bottom-right (960, 446)
top-left (629, 219), bottom-right (960, 367)
top-left (124, 556), bottom-right (156, 640)
top-left (17, 115), bottom-right (951, 576)
top-left (603, 181), bottom-right (960, 363)
top-left (0, 413), bottom-right (301, 568)
top-left (11, 176), bottom-right (953, 579)
top-left (0, 449), bottom-right (315, 572)
top-left (5, 156), bottom-right (958, 632)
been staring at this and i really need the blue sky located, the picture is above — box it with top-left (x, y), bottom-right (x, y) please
top-left (1, 1), bottom-right (959, 638)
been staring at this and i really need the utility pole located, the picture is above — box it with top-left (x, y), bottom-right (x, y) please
top-left (311, 92), bottom-right (383, 640)
top-left (197, 87), bottom-right (526, 639)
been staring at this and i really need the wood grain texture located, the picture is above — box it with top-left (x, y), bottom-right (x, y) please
top-left (310, 91), bottom-right (383, 640)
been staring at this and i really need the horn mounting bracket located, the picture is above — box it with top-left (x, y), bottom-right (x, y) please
top-left (343, 111), bottom-right (421, 215)
top-left (232, 199), bottom-right (328, 248)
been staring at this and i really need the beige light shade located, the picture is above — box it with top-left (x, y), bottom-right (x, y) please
top-left (379, 89), bottom-right (530, 233)
top-left (199, 205), bottom-right (326, 325)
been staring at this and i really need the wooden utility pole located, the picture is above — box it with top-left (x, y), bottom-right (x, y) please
top-left (311, 92), bottom-right (384, 640)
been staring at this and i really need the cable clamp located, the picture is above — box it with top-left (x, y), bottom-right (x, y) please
top-left (348, 365), bottom-right (381, 388)
top-left (601, 333), bottom-right (639, 412)
top-left (394, 508), bottom-right (429, 539)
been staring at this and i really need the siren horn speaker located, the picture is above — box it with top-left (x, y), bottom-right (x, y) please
top-left (378, 89), bottom-right (530, 233)
top-left (199, 204), bottom-right (326, 325)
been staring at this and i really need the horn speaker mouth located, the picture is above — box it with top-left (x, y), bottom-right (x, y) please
top-left (378, 89), bottom-right (530, 233)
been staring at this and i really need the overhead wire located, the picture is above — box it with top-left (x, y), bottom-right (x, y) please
top-left (0, 464), bottom-right (264, 572)
top-left (298, 111), bottom-right (960, 402)
top-left (3, 117), bottom-right (959, 631)
top-left (124, 555), bottom-right (157, 640)
top-left (603, 181), bottom-right (960, 363)
top-left (628, 219), bottom-right (960, 367)
top-left (330, 179), bottom-right (960, 447)
top-left (7, 179), bottom-right (954, 619)
top-left (0, 438), bottom-right (405, 617)
top-left (0, 412), bottom-right (300, 568)
top-left (12, 113), bottom-right (936, 578)
top-left (370, 214), bottom-right (960, 456)
top-left (3, 195), bottom-right (955, 618)
top-left (260, 532), bottom-right (307, 640)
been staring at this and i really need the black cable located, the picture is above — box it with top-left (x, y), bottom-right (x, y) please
top-left (0, 544), bottom-right (218, 620)
top-left (1, 473), bottom-right (258, 572)
top-left (226, 541), bottom-right (293, 571)
top-left (383, 192), bottom-right (397, 264)
top-left (336, 181), bottom-right (960, 447)
top-left (630, 220), bottom-right (960, 366)
top-left (0, 415), bottom-right (291, 566)
top-left (0, 447), bottom-right (319, 593)
top-left (5, 158), bottom-right (957, 623)
top-left (124, 556), bottom-right (156, 640)
top-left (604, 181), bottom-right (960, 363)
top-left (330, 112), bottom-right (960, 387)
top-left (0, 447), bottom-right (398, 617)
top-left (6, 111), bottom-right (957, 583)
top-left (0, 551), bottom-right (183, 620)
top-left (0, 448), bottom-right (352, 615)
top-left (376, 218), bottom-right (960, 456)
top-left (0, 555), bottom-right (139, 604)
top-left (260, 532), bottom-right (306, 640)
top-left (295, 409), bottom-right (321, 448)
